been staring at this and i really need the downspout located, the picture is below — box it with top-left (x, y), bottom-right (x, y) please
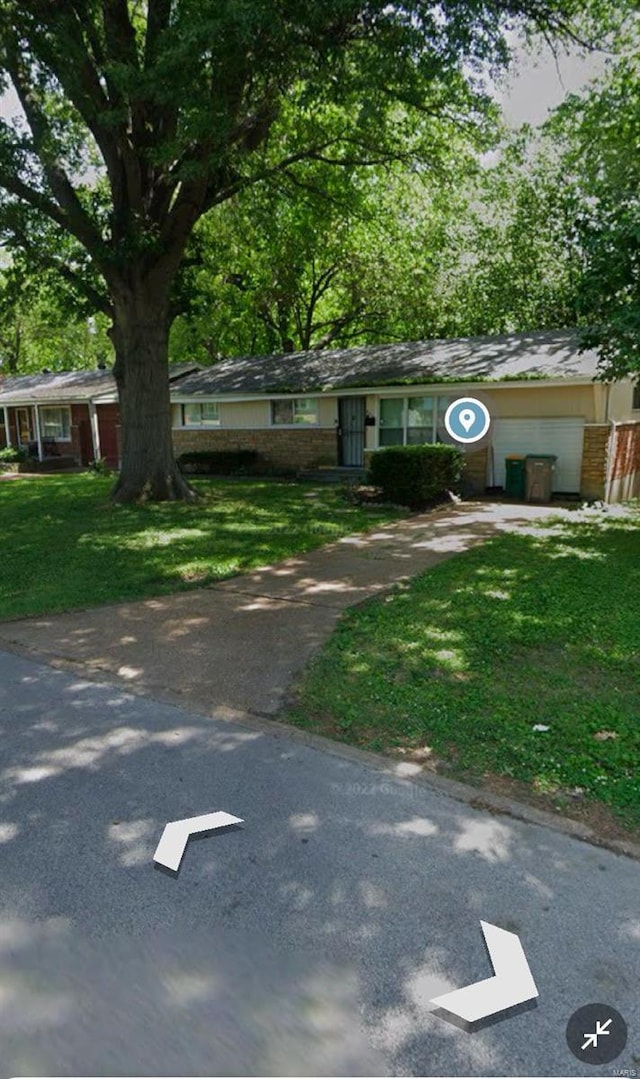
top-left (3, 406), bottom-right (11, 447)
top-left (34, 404), bottom-right (43, 462)
top-left (89, 401), bottom-right (101, 461)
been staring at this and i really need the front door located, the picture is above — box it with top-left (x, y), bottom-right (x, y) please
top-left (338, 397), bottom-right (366, 467)
top-left (15, 408), bottom-right (33, 447)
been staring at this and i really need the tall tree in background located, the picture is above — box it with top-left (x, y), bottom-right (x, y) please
top-left (169, 145), bottom-right (481, 360)
top-left (426, 131), bottom-right (584, 337)
top-left (0, 1), bottom-right (607, 501)
top-left (170, 131), bottom-right (584, 359)
top-left (0, 262), bottom-right (111, 374)
top-left (548, 50), bottom-right (640, 377)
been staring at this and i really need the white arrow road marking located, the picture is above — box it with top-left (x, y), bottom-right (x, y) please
top-left (430, 921), bottom-right (538, 1023)
top-left (154, 811), bottom-right (243, 872)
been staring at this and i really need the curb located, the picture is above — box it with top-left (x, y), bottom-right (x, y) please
top-left (2, 636), bottom-right (638, 862)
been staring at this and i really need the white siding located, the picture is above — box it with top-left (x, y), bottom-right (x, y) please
top-left (490, 418), bottom-right (585, 492)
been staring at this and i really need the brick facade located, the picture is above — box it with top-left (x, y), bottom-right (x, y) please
top-left (579, 424), bottom-right (610, 500)
top-left (70, 403), bottom-right (93, 465)
top-left (609, 422), bottom-right (640, 479)
top-left (172, 427), bottom-right (338, 471)
top-left (4, 408), bottom-right (21, 448)
top-left (97, 403), bottom-right (121, 467)
top-left (607, 421), bottom-right (640, 500)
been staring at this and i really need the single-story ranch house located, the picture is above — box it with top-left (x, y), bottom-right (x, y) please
top-left (0, 362), bottom-right (199, 470)
top-left (1, 330), bottom-right (639, 501)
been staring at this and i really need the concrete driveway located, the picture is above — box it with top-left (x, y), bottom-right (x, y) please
top-left (0, 501), bottom-right (562, 719)
top-left (0, 649), bottom-right (638, 1077)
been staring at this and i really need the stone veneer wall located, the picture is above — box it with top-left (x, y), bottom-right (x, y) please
top-left (462, 447), bottom-right (488, 495)
top-left (579, 424), bottom-right (610, 501)
top-left (172, 427), bottom-right (338, 471)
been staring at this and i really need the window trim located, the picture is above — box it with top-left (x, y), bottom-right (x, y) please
top-left (39, 405), bottom-right (72, 442)
top-left (376, 394), bottom-right (452, 448)
top-left (180, 401), bottom-right (221, 427)
top-left (270, 397), bottom-right (319, 427)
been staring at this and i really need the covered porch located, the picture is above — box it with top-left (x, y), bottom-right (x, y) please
top-left (1, 401), bottom-right (99, 468)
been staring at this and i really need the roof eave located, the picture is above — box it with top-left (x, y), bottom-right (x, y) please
top-left (169, 375), bottom-right (602, 400)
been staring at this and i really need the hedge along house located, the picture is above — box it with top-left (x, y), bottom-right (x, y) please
top-left (170, 330), bottom-right (640, 502)
top-left (0, 363), bottom-right (200, 469)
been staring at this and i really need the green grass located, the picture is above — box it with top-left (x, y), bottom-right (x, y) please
top-left (0, 473), bottom-right (404, 620)
top-left (286, 504), bottom-right (640, 831)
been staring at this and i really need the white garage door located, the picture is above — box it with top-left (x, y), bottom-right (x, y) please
top-left (490, 418), bottom-right (584, 492)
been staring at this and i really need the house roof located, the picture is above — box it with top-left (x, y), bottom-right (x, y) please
top-left (0, 362), bottom-right (200, 405)
top-left (0, 332), bottom-right (603, 407)
top-left (173, 330), bottom-right (602, 398)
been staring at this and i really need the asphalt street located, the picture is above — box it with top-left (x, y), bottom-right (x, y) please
top-left (0, 648), bottom-right (638, 1077)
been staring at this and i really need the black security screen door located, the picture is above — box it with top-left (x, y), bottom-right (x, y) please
top-left (338, 397), bottom-right (366, 467)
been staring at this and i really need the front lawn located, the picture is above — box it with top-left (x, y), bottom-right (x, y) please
top-left (286, 504), bottom-right (640, 837)
top-left (0, 474), bottom-right (404, 620)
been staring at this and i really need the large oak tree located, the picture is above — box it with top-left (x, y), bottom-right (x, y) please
top-left (0, 0), bottom-right (601, 501)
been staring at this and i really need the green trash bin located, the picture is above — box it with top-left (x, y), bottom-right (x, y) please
top-left (504, 455), bottom-right (526, 499)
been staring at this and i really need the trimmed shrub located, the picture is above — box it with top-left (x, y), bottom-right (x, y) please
top-left (177, 449), bottom-right (262, 475)
top-left (0, 446), bottom-right (27, 463)
top-left (368, 443), bottom-right (464, 507)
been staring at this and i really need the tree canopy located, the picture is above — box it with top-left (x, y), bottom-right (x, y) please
top-left (0, 0), bottom-right (618, 499)
top-left (549, 47), bottom-right (640, 378)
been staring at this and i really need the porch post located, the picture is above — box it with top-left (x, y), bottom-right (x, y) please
top-left (2, 406), bottom-right (10, 447)
top-left (33, 404), bottom-right (43, 461)
top-left (89, 402), bottom-right (101, 460)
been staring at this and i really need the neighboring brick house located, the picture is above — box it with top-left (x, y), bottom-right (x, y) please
top-left (0, 363), bottom-right (199, 468)
top-left (170, 330), bottom-right (640, 502)
top-left (1, 331), bottom-right (639, 501)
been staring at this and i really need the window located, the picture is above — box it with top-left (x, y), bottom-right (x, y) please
top-left (435, 395), bottom-right (452, 442)
top-left (40, 406), bottom-right (71, 440)
top-left (379, 395), bottom-right (452, 446)
top-left (379, 398), bottom-right (404, 446)
top-left (633, 383), bottom-right (640, 410)
top-left (182, 402), bottom-right (220, 426)
top-left (407, 396), bottom-right (434, 444)
top-left (271, 398), bottom-right (318, 425)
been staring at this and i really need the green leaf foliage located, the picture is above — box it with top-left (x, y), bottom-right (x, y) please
top-left (369, 442), bottom-right (464, 506)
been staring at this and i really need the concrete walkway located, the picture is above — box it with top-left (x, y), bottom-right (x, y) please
top-left (0, 501), bottom-right (559, 719)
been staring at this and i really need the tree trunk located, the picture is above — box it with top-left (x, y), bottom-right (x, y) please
top-left (109, 287), bottom-right (198, 504)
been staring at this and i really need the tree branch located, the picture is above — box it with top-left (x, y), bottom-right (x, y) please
top-left (7, 227), bottom-right (113, 316)
top-left (145, 0), bottom-right (172, 66)
top-left (3, 35), bottom-right (107, 260)
top-left (0, 164), bottom-right (69, 232)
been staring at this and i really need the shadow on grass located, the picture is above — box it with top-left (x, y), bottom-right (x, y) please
top-left (286, 510), bottom-right (640, 833)
top-left (0, 474), bottom-right (403, 619)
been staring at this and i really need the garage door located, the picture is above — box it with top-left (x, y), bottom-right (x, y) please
top-left (490, 418), bottom-right (584, 492)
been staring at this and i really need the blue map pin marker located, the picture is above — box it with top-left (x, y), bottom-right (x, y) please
top-left (444, 397), bottom-right (491, 444)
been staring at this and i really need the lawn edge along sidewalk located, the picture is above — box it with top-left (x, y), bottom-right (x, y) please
top-left (1, 500), bottom-right (637, 862)
top-left (2, 635), bottom-right (639, 863)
